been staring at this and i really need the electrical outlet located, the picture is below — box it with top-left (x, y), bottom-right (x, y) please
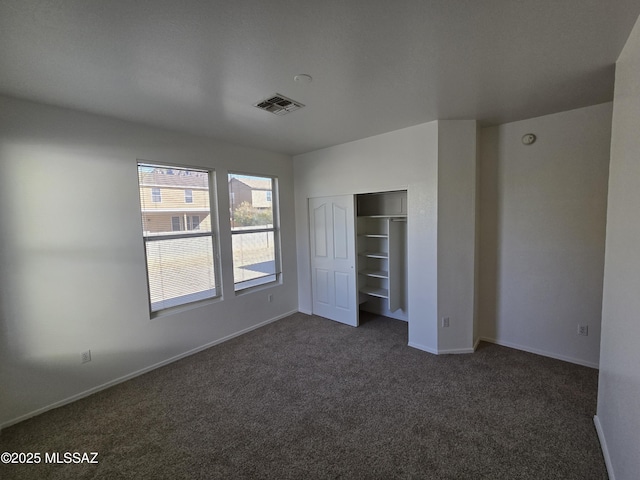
top-left (442, 317), bottom-right (450, 328)
top-left (268, 294), bottom-right (273, 303)
top-left (81, 350), bottom-right (92, 364)
top-left (578, 325), bottom-right (588, 336)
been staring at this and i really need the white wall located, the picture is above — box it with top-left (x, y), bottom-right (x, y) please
top-left (437, 121), bottom-right (477, 353)
top-left (0, 96), bottom-right (298, 428)
top-left (294, 120), bottom-right (478, 354)
top-left (478, 103), bottom-right (612, 368)
top-left (596, 15), bottom-right (640, 480)
top-left (294, 122), bottom-right (440, 352)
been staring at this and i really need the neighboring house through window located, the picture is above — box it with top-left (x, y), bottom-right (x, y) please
top-left (137, 164), bottom-right (219, 313)
top-left (228, 173), bottom-right (280, 291)
top-left (137, 165), bottom-right (280, 313)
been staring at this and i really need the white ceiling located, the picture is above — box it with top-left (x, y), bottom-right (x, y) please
top-left (1, 0), bottom-right (639, 155)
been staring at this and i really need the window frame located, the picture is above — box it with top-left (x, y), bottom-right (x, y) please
top-left (228, 172), bottom-right (281, 293)
top-left (137, 162), bottom-right (221, 315)
top-left (185, 189), bottom-right (193, 203)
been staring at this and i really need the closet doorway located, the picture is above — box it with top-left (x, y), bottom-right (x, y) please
top-left (308, 190), bottom-right (408, 327)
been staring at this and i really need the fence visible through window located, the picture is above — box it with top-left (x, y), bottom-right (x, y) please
top-left (138, 163), bottom-right (219, 312)
top-left (228, 173), bottom-right (280, 290)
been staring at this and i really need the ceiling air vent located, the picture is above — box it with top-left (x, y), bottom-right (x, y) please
top-left (254, 93), bottom-right (305, 115)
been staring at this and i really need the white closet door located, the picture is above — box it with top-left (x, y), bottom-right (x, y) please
top-left (309, 195), bottom-right (358, 326)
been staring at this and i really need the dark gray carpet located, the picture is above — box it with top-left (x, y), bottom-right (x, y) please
top-left (0, 312), bottom-right (607, 479)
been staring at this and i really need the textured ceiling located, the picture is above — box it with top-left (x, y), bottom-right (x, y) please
top-left (1, 0), bottom-right (639, 155)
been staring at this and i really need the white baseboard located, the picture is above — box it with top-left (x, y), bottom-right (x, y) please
top-left (478, 336), bottom-right (599, 369)
top-left (1, 310), bottom-right (297, 431)
top-left (408, 342), bottom-right (439, 355)
top-left (473, 337), bottom-right (481, 351)
top-left (437, 347), bottom-right (476, 354)
top-left (408, 342), bottom-right (476, 355)
top-left (594, 415), bottom-right (615, 480)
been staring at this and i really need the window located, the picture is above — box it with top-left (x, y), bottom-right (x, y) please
top-left (185, 189), bottom-right (193, 203)
top-left (228, 173), bottom-right (280, 291)
top-left (151, 187), bottom-right (161, 203)
top-left (138, 164), bottom-right (219, 313)
top-left (185, 215), bottom-right (200, 231)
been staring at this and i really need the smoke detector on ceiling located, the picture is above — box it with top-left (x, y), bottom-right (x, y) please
top-left (254, 93), bottom-right (305, 115)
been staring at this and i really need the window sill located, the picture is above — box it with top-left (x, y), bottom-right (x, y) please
top-left (234, 274), bottom-right (280, 295)
top-left (150, 289), bottom-right (222, 319)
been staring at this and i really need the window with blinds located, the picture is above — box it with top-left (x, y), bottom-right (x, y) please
top-left (228, 173), bottom-right (280, 291)
top-left (138, 163), bottom-right (220, 312)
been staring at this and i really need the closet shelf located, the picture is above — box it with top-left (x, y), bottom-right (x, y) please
top-left (359, 251), bottom-right (388, 259)
top-left (359, 286), bottom-right (389, 299)
top-left (359, 269), bottom-right (388, 279)
top-left (356, 190), bottom-right (407, 314)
